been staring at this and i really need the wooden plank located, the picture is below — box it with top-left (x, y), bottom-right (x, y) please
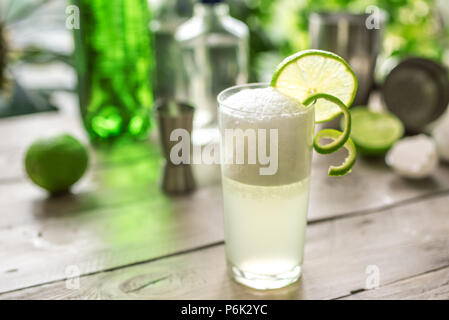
top-left (0, 113), bottom-right (158, 182)
top-left (2, 143), bottom-right (449, 225)
top-left (309, 150), bottom-right (449, 222)
top-left (341, 266), bottom-right (449, 300)
top-left (2, 192), bottom-right (449, 299)
top-left (0, 183), bottom-right (224, 294)
top-left (2, 111), bottom-right (449, 222)
top-left (0, 113), bottom-right (85, 155)
top-left (1, 141), bottom-right (449, 293)
top-left (0, 159), bottom-right (221, 228)
top-left (0, 113), bottom-right (85, 182)
top-left (2, 112), bottom-right (449, 296)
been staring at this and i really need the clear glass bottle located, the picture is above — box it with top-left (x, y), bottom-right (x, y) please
top-left (175, 0), bottom-right (249, 128)
top-left (149, 0), bottom-right (193, 100)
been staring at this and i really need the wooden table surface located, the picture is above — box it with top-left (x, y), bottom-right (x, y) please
top-left (1, 111), bottom-right (449, 300)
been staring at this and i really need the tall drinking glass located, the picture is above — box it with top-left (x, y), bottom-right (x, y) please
top-left (217, 83), bottom-right (315, 290)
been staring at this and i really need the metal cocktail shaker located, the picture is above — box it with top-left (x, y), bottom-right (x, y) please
top-left (309, 11), bottom-right (387, 106)
top-left (382, 58), bottom-right (449, 133)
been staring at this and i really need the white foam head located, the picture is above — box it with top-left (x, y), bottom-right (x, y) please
top-left (223, 87), bottom-right (306, 117)
top-left (219, 86), bottom-right (315, 186)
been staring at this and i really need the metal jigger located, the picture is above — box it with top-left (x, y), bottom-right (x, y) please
top-left (155, 99), bottom-right (196, 195)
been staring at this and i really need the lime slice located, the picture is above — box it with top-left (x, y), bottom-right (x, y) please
top-left (303, 93), bottom-right (351, 154)
top-left (271, 49), bottom-right (357, 123)
top-left (314, 129), bottom-right (357, 176)
top-left (341, 108), bottom-right (404, 156)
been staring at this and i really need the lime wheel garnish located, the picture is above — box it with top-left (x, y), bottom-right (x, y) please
top-left (271, 49), bottom-right (358, 176)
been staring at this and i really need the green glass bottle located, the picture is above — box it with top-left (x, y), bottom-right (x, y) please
top-left (73, 0), bottom-right (154, 143)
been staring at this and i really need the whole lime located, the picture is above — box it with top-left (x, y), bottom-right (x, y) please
top-left (25, 134), bottom-right (89, 193)
top-left (341, 107), bottom-right (404, 156)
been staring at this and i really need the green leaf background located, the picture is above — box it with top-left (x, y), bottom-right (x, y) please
top-left (229, 0), bottom-right (448, 81)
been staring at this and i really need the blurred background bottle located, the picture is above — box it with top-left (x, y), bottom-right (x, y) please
top-left (175, 0), bottom-right (249, 129)
top-left (150, 0), bottom-right (193, 101)
top-left (73, 0), bottom-right (154, 143)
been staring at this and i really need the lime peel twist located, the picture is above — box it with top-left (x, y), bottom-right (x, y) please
top-left (314, 129), bottom-right (357, 176)
top-left (302, 93), bottom-right (356, 177)
top-left (303, 93), bottom-right (351, 154)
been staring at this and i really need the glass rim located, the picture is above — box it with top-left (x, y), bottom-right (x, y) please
top-left (217, 83), bottom-right (313, 116)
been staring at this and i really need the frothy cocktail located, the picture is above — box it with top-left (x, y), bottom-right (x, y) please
top-left (217, 50), bottom-right (358, 290)
top-left (218, 84), bottom-right (315, 289)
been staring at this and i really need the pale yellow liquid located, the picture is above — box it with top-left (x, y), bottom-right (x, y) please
top-left (222, 176), bottom-right (310, 278)
top-left (219, 86), bottom-right (314, 289)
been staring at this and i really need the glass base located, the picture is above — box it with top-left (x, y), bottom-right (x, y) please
top-left (229, 264), bottom-right (302, 290)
